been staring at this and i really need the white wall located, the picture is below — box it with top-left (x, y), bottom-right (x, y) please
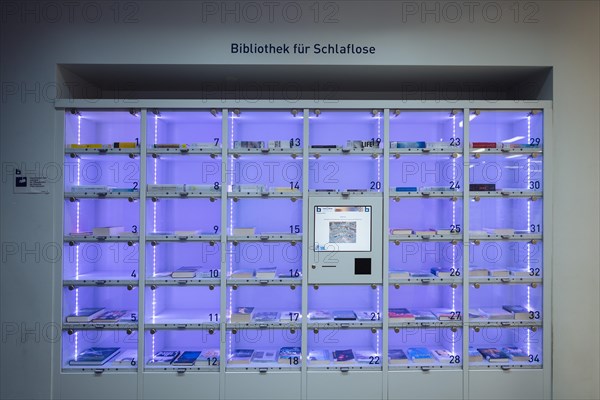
top-left (1, 1), bottom-right (598, 398)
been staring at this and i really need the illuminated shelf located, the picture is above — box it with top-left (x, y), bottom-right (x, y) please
top-left (469, 362), bottom-right (542, 370)
top-left (389, 191), bottom-right (462, 199)
top-left (306, 320), bottom-right (382, 329)
top-left (470, 190), bottom-right (543, 198)
top-left (146, 234), bottom-right (220, 242)
top-left (65, 191), bottom-right (140, 199)
top-left (147, 192), bottom-right (221, 199)
top-left (308, 363), bottom-right (382, 371)
top-left (226, 362), bottom-right (301, 371)
top-left (65, 147), bottom-right (140, 155)
top-left (226, 277), bottom-right (302, 286)
top-left (390, 233), bottom-right (462, 242)
top-left (467, 320), bottom-right (542, 328)
top-left (64, 235), bottom-right (139, 243)
top-left (470, 147), bottom-right (543, 155)
top-left (144, 364), bottom-right (219, 372)
top-left (389, 277), bottom-right (462, 285)
top-left (469, 233), bottom-right (542, 241)
top-left (469, 277), bottom-right (543, 285)
top-left (229, 148), bottom-right (302, 156)
top-left (63, 278), bottom-right (138, 287)
top-left (227, 234), bottom-right (302, 242)
top-left (146, 277), bottom-right (220, 286)
top-left (63, 321), bottom-right (138, 330)
top-left (226, 322), bottom-right (302, 330)
top-left (228, 191), bottom-right (302, 199)
top-left (389, 147), bottom-right (460, 155)
top-left (62, 364), bottom-right (138, 372)
top-left (308, 148), bottom-right (382, 156)
top-left (388, 320), bottom-right (462, 328)
top-left (148, 147), bottom-right (221, 156)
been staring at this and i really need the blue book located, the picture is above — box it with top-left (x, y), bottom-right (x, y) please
top-left (407, 347), bottom-right (434, 363)
top-left (395, 141), bottom-right (426, 148)
top-left (69, 347), bottom-right (120, 365)
top-left (395, 187), bottom-right (418, 192)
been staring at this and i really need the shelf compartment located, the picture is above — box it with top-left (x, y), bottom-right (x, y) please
top-left (145, 286), bottom-right (220, 327)
top-left (63, 240), bottom-right (140, 281)
top-left (225, 371), bottom-right (301, 400)
top-left (388, 369), bottom-right (463, 399)
top-left (61, 329), bottom-right (139, 371)
top-left (389, 327), bottom-right (463, 369)
top-left (144, 328), bottom-right (220, 372)
top-left (308, 157), bottom-right (383, 192)
top-left (468, 326), bottom-right (543, 369)
top-left (226, 328), bottom-right (302, 371)
top-left (65, 191), bottom-right (140, 200)
top-left (62, 285), bottom-right (139, 328)
top-left (389, 109), bottom-right (464, 144)
top-left (307, 329), bottom-right (382, 370)
top-left (389, 190), bottom-right (462, 199)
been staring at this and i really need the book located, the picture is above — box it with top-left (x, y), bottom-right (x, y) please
top-left (502, 305), bottom-right (531, 320)
top-left (332, 349), bottom-right (355, 363)
top-left (278, 347), bottom-right (301, 364)
top-left (484, 228), bottom-right (515, 235)
top-left (70, 185), bottom-right (112, 193)
top-left (469, 268), bottom-right (489, 277)
top-left (229, 269), bottom-right (255, 278)
top-left (228, 349), bottom-right (254, 364)
top-left (390, 228), bottom-right (413, 235)
top-left (153, 143), bottom-right (180, 148)
top-left (509, 269), bottom-right (531, 277)
top-left (232, 227), bottom-right (256, 236)
top-left (392, 141), bottom-right (426, 148)
top-left (389, 270), bottom-right (410, 279)
top-left (147, 184), bottom-right (185, 192)
top-left (197, 349), bottom-right (220, 366)
top-left (407, 347), bottom-right (434, 363)
top-left (65, 307), bottom-right (106, 323)
top-left (388, 349), bottom-right (409, 364)
top-left (478, 348), bottom-right (510, 363)
top-left (92, 226), bottom-right (124, 236)
top-left (255, 267), bottom-right (277, 279)
top-left (388, 308), bottom-right (415, 320)
top-left (413, 229), bottom-right (437, 236)
top-left (469, 183), bottom-right (496, 191)
top-left (308, 310), bottom-right (333, 320)
top-left (69, 347), bottom-right (120, 366)
top-left (332, 310), bottom-right (357, 321)
top-left (432, 348), bottom-right (454, 363)
top-left (468, 347), bottom-right (484, 362)
top-left (147, 350), bottom-right (180, 365)
top-left (188, 142), bottom-right (219, 149)
top-left (113, 142), bottom-right (137, 148)
top-left (69, 143), bottom-right (104, 149)
top-left (502, 346), bottom-right (529, 362)
top-left (92, 310), bottom-right (128, 323)
top-left (231, 184), bottom-right (265, 193)
top-left (173, 351), bottom-right (201, 366)
top-left (184, 184), bottom-right (216, 192)
top-left (230, 307), bottom-right (254, 323)
top-left (393, 187), bottom-right (418, 192)
top-left (171, 267), bottom-right (197, 279)
top-left (355, 310), bottom-right (381, 321)
top-left (410, 309), bottom-right (437, 321)
top-left (113, 349), bottom-right (137, 365)
top-left (251, 349), bottom-right (278, 363)
top-left (173, 230), bottom-right (198, 236)
top-left (468, 309), bottom-right (487, 320)
top-left (268, 140), bottom-right (292, 149)
top-left (430, 267), bottom-right (456, 278)
top-left (410, 271), bottom-right (433, 278)
top-left (431, 308), bottom-right (462, 321)
top-left (479, 307), bottom-right (513, 320)
top-left (308, 349), bottom-right (330, 364)
top-left (354, 350), bottom-right (380, 364)
top-left (280, 311), bottom-right (301, 322)
top-left (471, 142), bottom-right (497, 148)
top-left (233, 141), bottom-right (264, 149)
top-left (311, 144), bottom-right (338, 149)
top-left (252, 311), bottom-right (280, 322)
top-left (488, 268), bottom-right (510, 277)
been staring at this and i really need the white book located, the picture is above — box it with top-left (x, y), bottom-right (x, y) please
top-left (147, 184), bottom-right (185, 192)
top-left (92, 226), bottom-right (125, 236)
top-left (484, 228), bottom-right (515, 235)
top-left (70, 185), bottom-right (112, 193)
top-left (251, 349), bottom-right (278, 363)
top-left (255, 268), bottom-right (277, 279)
top-left (232, 227), bottom-right (256, 236)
